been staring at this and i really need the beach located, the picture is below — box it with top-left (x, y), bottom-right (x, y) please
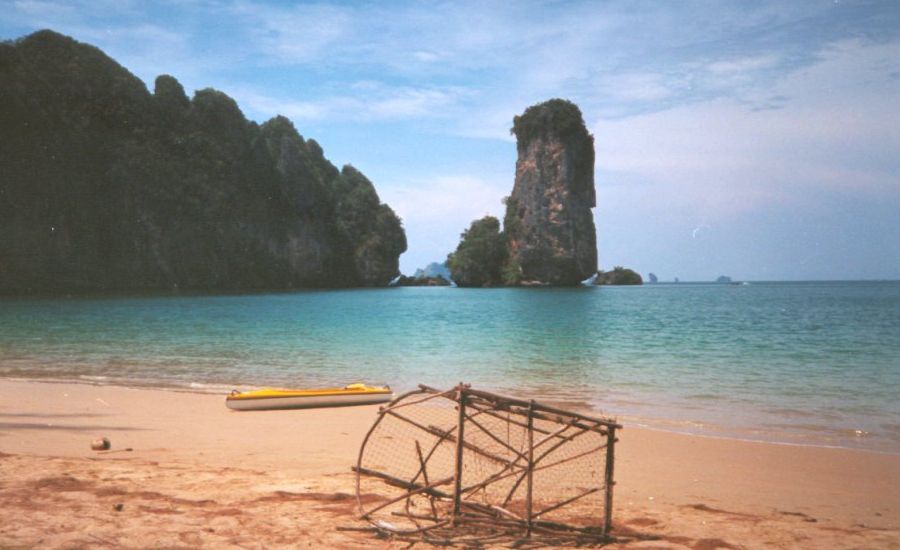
top-left (1, 379), bottom-right (897, 548)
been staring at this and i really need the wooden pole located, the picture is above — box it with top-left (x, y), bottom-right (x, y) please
top-left (533, 487), bottom-right (600, 519)
top-left (526, 400), bottom-right (535, 537)
top-left (603, 425), bottom-right (616, 535)
top-left (415, 440), bottom-right (440, 520)
top-left (362, 475), bottom-right (455, 519)
top-left (382, 408), bottom-right (512, 466)
top-left (462, 387), bottom-right (621, 429)
top-left (452, 383), bottom-right (467, 522)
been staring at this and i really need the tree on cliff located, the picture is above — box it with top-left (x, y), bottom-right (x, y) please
top-left (0, 30), bottom-right (406, 294)
top-left (447, 217), bottom-right (507, 287)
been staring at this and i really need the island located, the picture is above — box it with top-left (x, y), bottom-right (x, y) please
top-left (595, 267), bottom-right (643, 285)
top-left (448, 99), bottom-right (598, 287)
top-left (0, 30), bottom-right (406, 294)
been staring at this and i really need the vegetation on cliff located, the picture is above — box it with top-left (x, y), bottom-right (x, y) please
top-left (446, 217), bottom-right (508, 287)
top-left (594, 267), bottom-right (643, 285)
top-left (511, 98), bottom-right (593, 146)
top-left (0, 30), bottom-right (405, 294)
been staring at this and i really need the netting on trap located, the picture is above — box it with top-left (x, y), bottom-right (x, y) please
top-left (354, 384), bottom-right (621, 545)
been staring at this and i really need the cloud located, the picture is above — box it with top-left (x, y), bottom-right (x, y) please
top-left (368, 87), bottom-right (463, 118)
top-left (12, 0), bottom-right (77, 19)
top-left (227, 88), bottom-right (326, 120)
top-left (230, 1), bottom-right (353, 64)
top-left (383, 174), bottom-right (506, 228)
top-left (705, 54), bottom-right (781, 75)
top-left (592, 36), bottom-right (900, 279)
top-left (413, 50), bottom-right (440, 63)
top-left (381, 174), bottom-right (509, 272)
top-left (595, 71), bottom-right (681, 104)
top-left (595, 38), bottom-right (900, 222)
top-left (232, 81), bottom-right (471, 123)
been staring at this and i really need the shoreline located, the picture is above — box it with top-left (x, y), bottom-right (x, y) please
top-left (1, 378), bottom-right (898, 548)
top-left (4, 375), bottom-right (897, 457)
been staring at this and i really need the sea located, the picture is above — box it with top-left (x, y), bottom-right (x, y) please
top-left (1, 281), bottom-right (898, 454)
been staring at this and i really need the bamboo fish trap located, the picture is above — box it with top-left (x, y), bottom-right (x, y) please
top-left (353, 383), bottom-right (621, 546)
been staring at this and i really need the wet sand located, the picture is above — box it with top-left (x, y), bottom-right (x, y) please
top-left (0, 379), bottom-right (897, 548)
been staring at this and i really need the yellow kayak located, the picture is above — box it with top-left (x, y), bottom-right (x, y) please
top-left (226, 383), bottom-right (393, 411)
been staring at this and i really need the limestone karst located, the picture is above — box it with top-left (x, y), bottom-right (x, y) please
top-left (0, 30), bottom-right (406, 294)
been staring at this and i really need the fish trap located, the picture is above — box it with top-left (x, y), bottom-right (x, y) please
top-left (354, 384), bottom-right (621, 546)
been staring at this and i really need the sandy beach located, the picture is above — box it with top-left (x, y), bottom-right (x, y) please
top-left (1, 379), bottom-right (897, 549)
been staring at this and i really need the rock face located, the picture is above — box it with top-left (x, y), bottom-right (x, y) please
top-left (504, 99), bottom-right (597, 286)
top-left (0, 30), bottom-right (405, 294)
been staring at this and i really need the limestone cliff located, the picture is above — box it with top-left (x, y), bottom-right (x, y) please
top-left (504, 99), bottom-right (597, 285)
top-left (0, 30), bottom-right (405, 294)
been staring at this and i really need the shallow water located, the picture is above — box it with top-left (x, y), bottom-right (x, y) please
top-left (1, 282), bottom-right (898, 452)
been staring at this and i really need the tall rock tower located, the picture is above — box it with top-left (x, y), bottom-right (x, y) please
top-left (504, 99), bottom-right (597, 285)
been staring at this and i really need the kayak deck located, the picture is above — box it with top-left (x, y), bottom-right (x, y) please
top-left (226, 383), bottom-right (393, 411)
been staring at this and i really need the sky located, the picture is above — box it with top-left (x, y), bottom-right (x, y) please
top-left (3, 0), bottom-right (899, 281)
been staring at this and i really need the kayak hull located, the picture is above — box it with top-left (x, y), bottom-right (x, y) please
top-left (226, 385), bottom-right (393, 411)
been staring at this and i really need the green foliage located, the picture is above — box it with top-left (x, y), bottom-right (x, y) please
top-left (595, 267), bottom-right (643, 286)
top-left (499, 195), bottom-right (525, 285)
top-left (154, 75), bottom-right (190, 111)
top-left (335, 165), bottom-right (381, 238)
top-left (510, 98), bottom-right (591, 144)
top-left (447, 217), bottom-right (508, 287)
top-left (501, 256), bottom-right (523, 286)
top-left (502, 195), bottom-right (522, 243)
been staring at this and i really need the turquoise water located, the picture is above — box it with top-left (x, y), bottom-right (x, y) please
top-left (1, 282), bottom-right (899, 453)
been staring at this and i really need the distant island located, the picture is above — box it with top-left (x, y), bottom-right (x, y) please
top-left (414, 262), bottom-right (452, 281)
top-left (392, 274), bottom-right (452, 287)
top-left (391, 261), bottom-right (452, 286)
top-left (595, 267), bottom-right (643, 286)
top-left (447, 99), bottom-right (641, 287)
top-left (0, 30), bottom-right (406, 295)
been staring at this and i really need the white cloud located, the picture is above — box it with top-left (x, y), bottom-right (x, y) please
top-left (229, 88), bottom-right (326, 120)
top-left (383, 175), bottom-right (506, 228)
top-left (413, 50), bottom-right (440, 62)
top-left (594, 38), bottom-right (900, 223)
top-left (595, 71), bottom-right (679, 103)
top-left (382, 174), bottom-right (508, 272)
top-left (230, 1), bottom-right (352, 64)
top-left (12, 0), bottom-right (76, 19)
top-left (706, 54), bottom-right (781, 75)
top-left (368, 87), bottom-right (461, 118)
top-left (233, 82), bottom-right (471, 122)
